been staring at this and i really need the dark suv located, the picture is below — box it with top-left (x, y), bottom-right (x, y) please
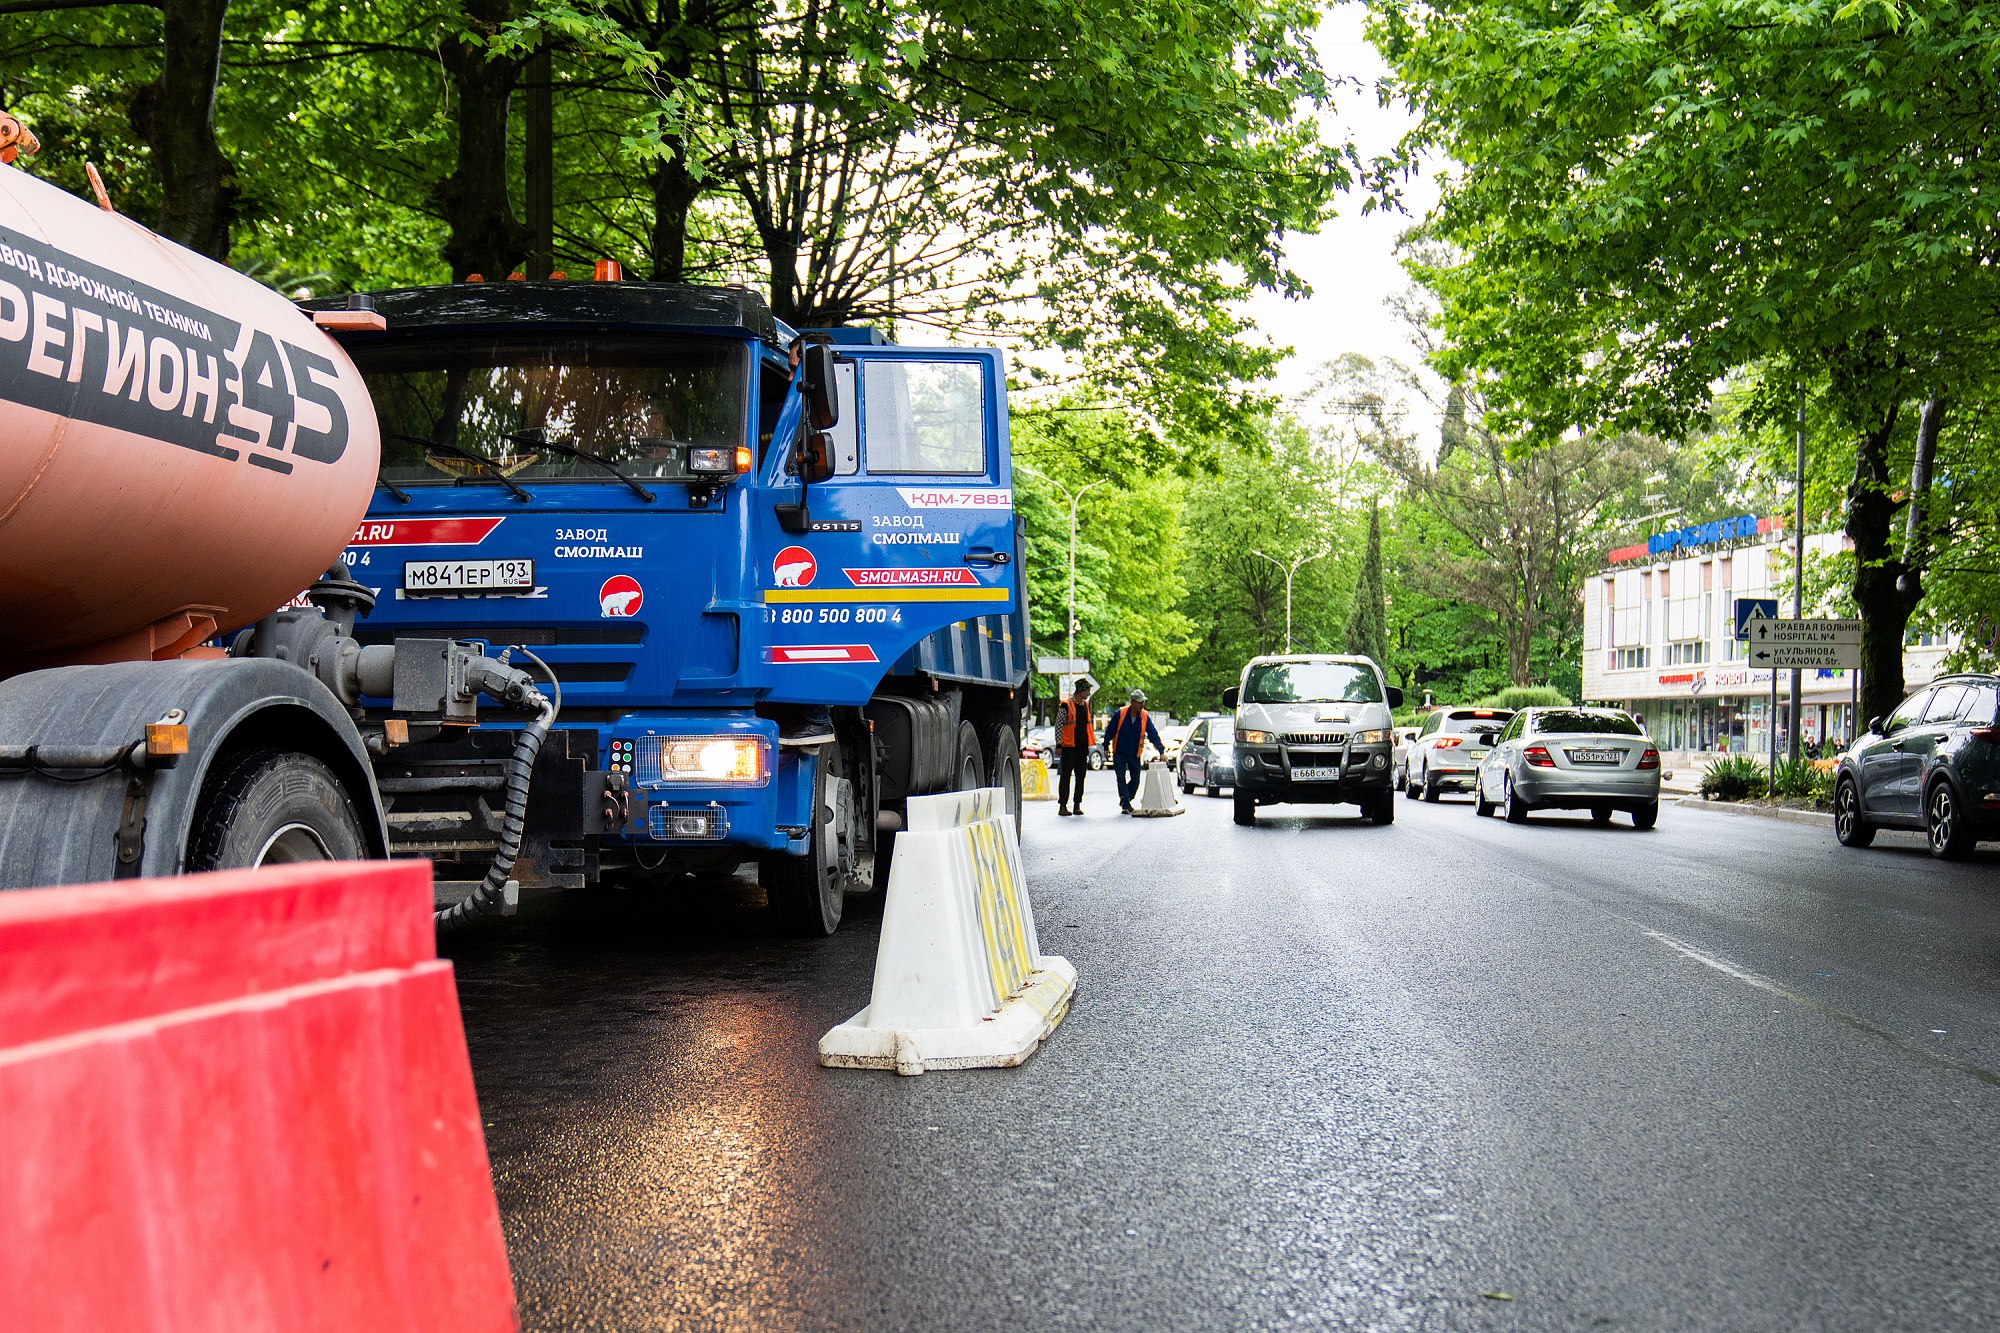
top-left (1834, 674), bottom-right (2000, 859)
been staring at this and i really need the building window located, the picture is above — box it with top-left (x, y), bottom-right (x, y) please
top-left (1615, 647), bottom-right (1650, 670)
top-left (1664, 641), bottom-right (1705, 665)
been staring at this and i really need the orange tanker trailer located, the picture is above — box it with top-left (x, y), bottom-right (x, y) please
top-left (0, 134), bottom-right (562, 904)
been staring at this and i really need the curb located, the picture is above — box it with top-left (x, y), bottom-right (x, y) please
top-left (1675, 796), bottom-right (1926, 840)
top-left (1676, 796), bottom-right (1834, 828)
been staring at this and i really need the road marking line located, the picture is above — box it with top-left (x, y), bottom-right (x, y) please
top-left (1646, 931), bottom-right (2000, 1088)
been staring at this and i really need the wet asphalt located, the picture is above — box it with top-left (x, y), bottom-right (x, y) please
top-left (441, 787), bottom-right (2000, 1332)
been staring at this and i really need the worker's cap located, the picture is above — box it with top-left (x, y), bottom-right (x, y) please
top-left (1128, 688), bottom-right (1146, 702)
top-left (1072, 678), bottom-right (1092, 694)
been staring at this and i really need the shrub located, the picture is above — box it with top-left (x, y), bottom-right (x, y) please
top-left (1472, 685), bottom-right (1571, 710)
top-left (1701, 754), bottom-right (1769, 801)
top-left (1769, 757), bottom-right (1824, 799)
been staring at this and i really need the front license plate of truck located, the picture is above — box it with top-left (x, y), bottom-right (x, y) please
top-left (404, 558), bottom-right (536, 593)
top-left (1291, 766), bottom-right (1340, 781)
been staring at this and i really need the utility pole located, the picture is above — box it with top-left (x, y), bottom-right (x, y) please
top-left (1019, 467), bottom-right (1109, 679)
top-left (1791, 393), bottom-right (1806, 766)
top-left (1251, 548), bottom-right (1331, 653)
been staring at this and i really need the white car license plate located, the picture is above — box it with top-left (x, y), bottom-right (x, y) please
top-left (1570, 748), bottom-right (1621, 764)
top-left (404, 558), bottom-right (535, 593)
top-left (1469, 749), bottom-right (1488, 760)
top-left (1292, 765), bottom-right (1340, 780)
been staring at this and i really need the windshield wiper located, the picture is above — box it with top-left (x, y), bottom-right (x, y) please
top-left (508, 428), bottom-right (655, 503)
top-left (388, 432), bottom-right (532, 503)
top-left (376, 474), bottom-right (411, 503)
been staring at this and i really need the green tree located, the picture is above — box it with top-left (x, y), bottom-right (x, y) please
top-left (1369, 0), bottom-right (2000, 719)
top-left (1342, 498), bottom-right (1388, 662)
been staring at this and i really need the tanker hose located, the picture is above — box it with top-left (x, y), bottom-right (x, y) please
top-left (434, 648), bottom-right (561, 932)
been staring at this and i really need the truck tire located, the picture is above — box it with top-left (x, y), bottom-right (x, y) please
top-left (184, 748), bottom-right (367, 871)
top-left (979, 721), bottom-right (1023, 840)
top-left (953, 721), bottom-right (983, 792)
top-left (762, 748), bottom-right (845, 937)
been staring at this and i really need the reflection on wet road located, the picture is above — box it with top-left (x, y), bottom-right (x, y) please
top-left (444, 794), bottom-right (2000, 1331)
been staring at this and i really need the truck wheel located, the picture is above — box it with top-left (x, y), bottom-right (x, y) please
top-left (953, 721), bottom-right (983, 792)
top-left (980, 722), bottom-right (1023, 840)
top-left (763, 748), bottom-right (845, 937)
top-left (185, 748), bottom-right (367, 871)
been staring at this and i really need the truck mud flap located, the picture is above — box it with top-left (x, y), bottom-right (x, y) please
top-left (865, 695), bottom-right (958, 801)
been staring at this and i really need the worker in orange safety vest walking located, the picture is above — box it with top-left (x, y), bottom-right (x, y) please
top-left (1103, 688), bottom-right (1167, 814)
top-left (1056, 678), bottom-right (1095, 815)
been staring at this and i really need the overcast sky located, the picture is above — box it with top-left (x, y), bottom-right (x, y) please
top-left (1233, 2), bottom-right (1446, 453)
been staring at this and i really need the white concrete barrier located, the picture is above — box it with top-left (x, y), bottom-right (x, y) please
top-left (1131, 759), bottom-right (1184, 817)
top-left (819, 787), bottom-right (1075, 1074)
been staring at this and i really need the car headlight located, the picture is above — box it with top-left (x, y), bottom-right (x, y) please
top-left (1237, 729), bottom-right (1274, 744)
top-left (636, 735), bottom-right (771, 786)
top-left (1357, 728), bottom-right (1387, 745)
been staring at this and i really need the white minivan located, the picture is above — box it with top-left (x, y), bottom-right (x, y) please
top-left (1222, 654), bottom-right (1403, 827)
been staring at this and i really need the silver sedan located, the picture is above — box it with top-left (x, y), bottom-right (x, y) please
top-left (1473, 707), bottom-right (1662, 828)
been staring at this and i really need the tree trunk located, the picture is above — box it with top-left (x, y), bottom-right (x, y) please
top-left (650, 151), bottom-right (699, 282)
top-left (1846, 404), bottom-right (1920, 725)
top-left (522, 43), bottom-right (553, 280)
top-left (126, 0), bottom-right (234, 260)
top-left (434, 2), bottom-right (530, 281)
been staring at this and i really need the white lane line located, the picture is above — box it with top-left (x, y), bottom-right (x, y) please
top-left (1646, 930), bottom-right (2000, 1088)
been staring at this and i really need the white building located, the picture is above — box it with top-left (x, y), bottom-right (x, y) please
top-left (1579, 514), bottom-right (1958, 756)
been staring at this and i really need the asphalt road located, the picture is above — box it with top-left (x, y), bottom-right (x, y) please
top-left (443, 786), bottom-right (2000, 1332)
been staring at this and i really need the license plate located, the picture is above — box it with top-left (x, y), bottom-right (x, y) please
top-left (1570, 748), bottom-right (1621, 764)
top-left (404, 558), bottom-right (536, 593)
top-left (1469, 750), bottom-right (1488, 760)
top-left (1292, 766), bottom-right (1340, 781)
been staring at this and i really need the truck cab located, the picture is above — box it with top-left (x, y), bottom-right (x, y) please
top-left (315, 281), bottom-right (1029, 933)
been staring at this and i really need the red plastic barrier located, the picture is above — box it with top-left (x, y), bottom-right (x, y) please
top-left (0, 861), bottom-right (516, 1333)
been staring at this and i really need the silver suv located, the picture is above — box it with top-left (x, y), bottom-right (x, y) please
top-left (1223, 654), bottom-right (1403, 826)
top-left (1405, 707), bottom-right (1513, 802)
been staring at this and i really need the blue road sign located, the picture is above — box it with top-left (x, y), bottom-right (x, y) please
top-left (1734, 597), bottom-right (1779, 640)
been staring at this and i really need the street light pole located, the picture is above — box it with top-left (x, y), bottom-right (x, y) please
top-left (1251, 548), bottom-right (1331, 653)
top-left (1019, 467), bottom-right (1109, 675)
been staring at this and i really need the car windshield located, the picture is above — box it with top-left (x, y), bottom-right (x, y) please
top-left (1243, 662), bottom-right (1382, 704)
top-left (1444, 710), bottom-right (1512, 735)
top-left (355, 335), bottom-right (750, 484)
top-left (1532, 709), bottom-right (1641, 736)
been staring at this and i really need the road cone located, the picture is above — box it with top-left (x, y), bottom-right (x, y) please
top-left (1131, 760), bottom-right (1184, 817)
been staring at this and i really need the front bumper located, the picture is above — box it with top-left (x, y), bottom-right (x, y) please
top-left (1236, 745), bottom-right (1393, 802)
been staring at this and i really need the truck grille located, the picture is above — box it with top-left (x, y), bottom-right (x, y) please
top-left (1281, 732), bottom-right (1347, 745)
top-left (648, 804), bottom-right (728, 841)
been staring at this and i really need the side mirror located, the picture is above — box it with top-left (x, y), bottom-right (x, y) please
top-left (1867, 716), bottom-right (1884, 735)
top-left (802, 343), bottom-right (839, 431)
top-left (1386, 685), bottom-right (1405, 708)
top-left (1221, 686), bottom-right (1240, 709)
top-left (794, 431), bottom-right (835, 484)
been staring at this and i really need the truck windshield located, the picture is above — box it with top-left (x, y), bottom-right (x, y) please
top-left (353, 336), bottom-right (750, 484)
top-left (1242, 662), bottom-right (1382, 704)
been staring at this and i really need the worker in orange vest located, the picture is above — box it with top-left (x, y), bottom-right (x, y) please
top-left (1103, 688), bottom-right (1167, 814)
top-left (1056, 678), bottom-right (1095, 815)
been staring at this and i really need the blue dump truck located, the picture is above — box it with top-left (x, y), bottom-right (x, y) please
top-left (321, 280), bottom-right (1029, 933)
top-left (0, 242), bottom-right (1027, 936)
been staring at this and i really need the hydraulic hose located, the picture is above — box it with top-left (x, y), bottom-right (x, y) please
top-left (435, 648), bottom-right (561, 931)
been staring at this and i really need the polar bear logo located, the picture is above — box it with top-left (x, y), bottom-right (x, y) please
top-left (775, 560), bottom-right (813, 587)
top-left (601, 589), bottom-right (642, 616)
top-left (772, 546), bottom-right (817, 588)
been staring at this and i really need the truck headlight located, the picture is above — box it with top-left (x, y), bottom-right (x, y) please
top-left (1237, 729), bottom-right (1274, 744)
top-left (1357, 729), bottom-right (1387, 745)
top-left (689, 446), bottom-right (752, 475)
top-left (636, 735), bottom-right (771, 786)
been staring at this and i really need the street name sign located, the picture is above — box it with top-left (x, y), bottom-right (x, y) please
top-left (1734, 598), bottom-right (1779, 639)
top-left (1748, 642), bottom-right (1862, 670)
top-left (1741, 616), bottom-right (1863, 647)
top-left (1037, 656), bottom-right (1090, 674)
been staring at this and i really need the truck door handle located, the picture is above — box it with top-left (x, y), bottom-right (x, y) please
top-left (963, 549), bottom-right (1010, 567)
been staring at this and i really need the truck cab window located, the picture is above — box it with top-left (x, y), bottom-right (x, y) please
top-left (863, 361), bottom-right (984, 475)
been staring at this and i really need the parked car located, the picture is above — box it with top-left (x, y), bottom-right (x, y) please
top-left (1177, 717), bottom-right (1237, 796)
top-left (1021, 725), bottom-right (1057, 762)
top-left (1405, 707), bottom-right (1513, 803)
top-left (1392, 727), bottom-right (1421, 790)
top-left (1224, 654), bottom-right (1403, 826)
top-left (1474, 706), bottom-right (1661, 827)
top-left (1158, 724), bottom-right (1192, 766)
top-left (1833, 674), bottom-right (2000, 859)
